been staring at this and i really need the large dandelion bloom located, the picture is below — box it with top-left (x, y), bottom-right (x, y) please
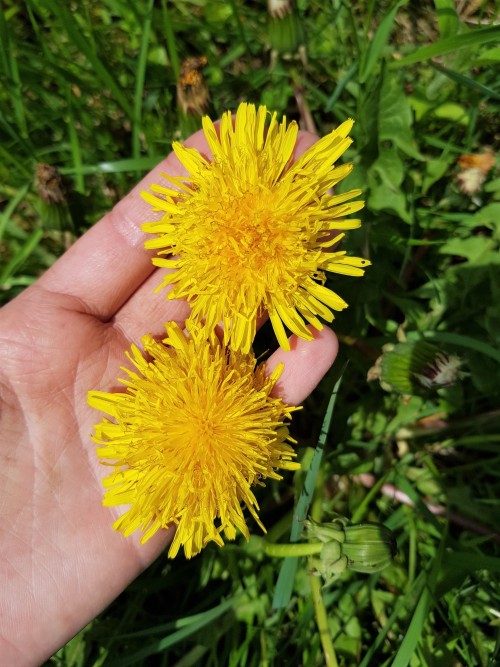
top-left (142, 102), bottom-right (370, 353)
top-left (88, 323), bottom-right (299, 559)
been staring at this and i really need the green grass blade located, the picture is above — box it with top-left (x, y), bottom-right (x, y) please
top-left (132, 0), bottom-right (154, 162)
top-left (0, 228), bottom-right (43, 284)
top-left (390, 579), bottom-right (433, 667)
top-left (105, 598), bottom-right (236, 666)
top-left (0, 8), bottom-right (28, 137)
top-left (66, 89), bottom-right (84, 194)
top-left (227, 0), bottom-right (253, 57)
top-left (391, 25), bottom-right (500, 68)
top-left (40, 2), bottom-right (133, 119)
top-left (60, 156), bottom-right (162, 176)
top-left (161, 0), bottom-right (180, 80)
top-left (430, 61), bottom-right (500, 101)
top-left (0, 183), bottom-right (30, 242)
top-left (433, 0), bottom-right (459, 39)
top-left (272, 370), bottom-right (345, 609)
top-left (359, 572), bottom-right (427, 667)
top-left (408, 331), bottom-right (500, 364)
top-left (325, 63), bottom-right (357, 111)
top-left (390, 538), bottom-right (445, 667)
top-left (359, 0), bottom-right (408, 83)
top-left (0, 7), bottom-right (10, 75)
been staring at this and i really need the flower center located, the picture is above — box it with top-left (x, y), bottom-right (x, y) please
top-left (201, 188), bottom-right (293, 283)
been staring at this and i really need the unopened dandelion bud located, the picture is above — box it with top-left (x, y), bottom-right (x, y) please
top-left (267, 0), bottom-right (293, 19)
top-left (268, 1), bottom-right (304, 55)
top-left (342, 523), bottom-right (397, 573)
top-left (305, 519), bottom-right (396, 580)
top-left (303, 517), bottom-right (345, 544)
top-left (310, 541), bottom-right (348, 581)
top-left (373, 340), bottom-right (463, 395)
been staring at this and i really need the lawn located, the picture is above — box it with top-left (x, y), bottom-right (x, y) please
top-left (1, 1), bottom-right (500, 665)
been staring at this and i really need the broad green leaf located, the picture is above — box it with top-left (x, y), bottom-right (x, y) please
top-left (372, 147), bottom-right (405, 189)
top-left (432, 102), bottom-right (469, 125)
top-left (379, 72), bottom-right (422, 160)
top-left (368, 178), bottom-right (411, 223)
top-left (439, 236), bottom-right (498, 264)
top-left (408, 93), bottom-right (434, 122)
top-left (422, 158), bottom-right (450, 193)
top-left (463, 203), bottom-right (500, 232)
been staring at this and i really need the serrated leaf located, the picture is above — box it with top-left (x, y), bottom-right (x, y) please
top-left (439, 236), bottom-right (498, 263)
top-left (379, 72), bottom-right (422, 160)
top-left (368, 177), bottom-right (411, 223)
top-left (372, 148), bottom-right (405, 189)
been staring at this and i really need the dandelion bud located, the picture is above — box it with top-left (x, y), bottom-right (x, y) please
top-left (268, 0), bottom-right (293, 20)
top-left (342, 523), bottom-right (397, 574)
top-left (310, 541), bottom-right (348, 581)
top-left (268, 0), bottom-right (304, 55)
top-left (370, 340), bottom-right (463, 394)
top-left (303, 517), bottom-right (345, 544)
top-left (305, 518), bottom-right (396, 581)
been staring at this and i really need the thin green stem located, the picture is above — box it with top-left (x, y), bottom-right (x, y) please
top-left (351, 471), bottom-right (389, 524)
top-left (161, 0), bottom-right (180, 80)
top-left (264, 542), bottom-right (322, 558)
top-left (227, 0), bottom-right (252, 56)
top-left (133, 0), bottom-right (154, 164)
top-left (309, 571), bottom-right (339, 667)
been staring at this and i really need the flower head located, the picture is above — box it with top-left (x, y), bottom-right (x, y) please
top-left (142, 103), bottom-right (370, 353)
top-left (88, 323), bottom-right (299, 559)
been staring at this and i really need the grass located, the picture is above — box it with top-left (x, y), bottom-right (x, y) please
top-left (1, 0), bottom-right (500, 665)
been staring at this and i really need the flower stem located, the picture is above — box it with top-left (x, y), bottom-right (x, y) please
top-left (264, 542), bottom-right (322, 557)
top-left (309, 570), bottom-right (339, 667)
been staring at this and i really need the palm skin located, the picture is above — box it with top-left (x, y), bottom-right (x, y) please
top-left (0, 128), bottom-right (338, 665)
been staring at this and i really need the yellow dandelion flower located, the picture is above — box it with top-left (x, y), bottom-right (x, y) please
top-left (142, 102), bottom-right (370, 353)
top-left (88, 322), bottom-right (299, 559)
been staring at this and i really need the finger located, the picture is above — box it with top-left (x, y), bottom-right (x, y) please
top-left (110, 269), bottom-right (191, 344)
top-left (267, 326), bottom-right (339, 405)
top-left (36, 127), bottom-right (215, 321)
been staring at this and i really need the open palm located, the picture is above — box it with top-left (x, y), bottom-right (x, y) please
top-left (0, 128), bottom-right (338, 665)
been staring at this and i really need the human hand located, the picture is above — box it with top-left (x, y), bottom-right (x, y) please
top-left (0, 127), bottom-right (338, 665)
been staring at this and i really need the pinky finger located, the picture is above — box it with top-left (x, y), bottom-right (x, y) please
top-left (266, 326), bottom-right (339, 405)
